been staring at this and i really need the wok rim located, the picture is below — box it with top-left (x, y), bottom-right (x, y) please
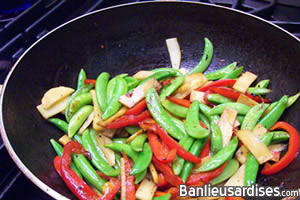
top-left (0, 1), bottom-right (299, 199)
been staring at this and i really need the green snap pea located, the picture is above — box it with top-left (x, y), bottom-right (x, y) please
top-left (161, 100), bottom-right (188, 118)
top-left (125, 126), bottom-right (141, 135)
top-left (105, 143), bottom-right (138, 161)
top-left (172, 135), bottom-right (194, 175)
top-left (205, 62), bottom-right (237, 81)
top-left (50, 139), bottom-right (82, 179)
top-left (255, 79), bottom-right (270, 88)
top-left (209, 103), bottom-right (251, 115)
top-left (135, 169), bottom-right (147, 184)
top-left (77, 69), bottom-right (87, 90)
top-left (185, 101), bottom-right (210, 139)
top-left (241, 103), bottom-right (269, 131)
top-left (236, 115), bottom-right (245, 124)
top-left (106, 73), bottom-right (128, 103)
top-left (95, 72), bottom-right (110, 113)
top-left (146, 88), bottom-right (185, 140)
top-left (247, 87), bottom-right (271, 95)
top-left (170, 116), bottom-right (187, 136)
top-left (89, 129), bottom-right (108, 162)
top-left (180, 138), bottom-right (208, 182)
top-left (130, 143), bottom-right (152, 175)
top-left (102, 77), bottom-right (128, 120)
top-left (245, 132), bottom-right (273, 186)
top-left (124, 76), bottom-right (142, 91)
top-left (206, 94), bottom-right (233, 104)
top-left (210, 121), bottom-right (223, 155)
top-left (82, 130), bottom-right (120, 176)
top-left (48, 118), bottom-right (68, 133)
top-left (130, 134), bottom-right (147, 152)
top-left (199, 113), bottom-right (210, 129)
top-left (221, 66), bottom-right (243, 80)
top-left (271, 131), bottom-right (289, 143)
top-left (112, 138), bottom-right (127, 144)
top-left (66, 93), bottom-right (92, 120)
top-left (153, 194), bottom-right (171, 200)
top-left (65, 84), bottom-right (93, 122)
top-left (68, 105), bottom-right (93, 138)
top-left (189, 38), bottom-right (213, 74)
top-left (73, 134), bottom-right (82, 144)
top-left (160, 76), bottom-right (184, 101)
top-left (199, 103), bottom-right (220, 123)
top-left (140, 71), bottom-right (177, 85)
top-left (72, 153), bottom-right (106, 192)
top-left (260, 95), bottom-right (288, 130)
top-left (152, 67), bottom-right (183, 76)
top-left (210, 159), bottom-right (239, 185)
top-left (196, 136), bottom-right (238, 172)
top-left (287, 92), bottom-right (300, 107)
top-left (114, 153), bottom-right (121, 170)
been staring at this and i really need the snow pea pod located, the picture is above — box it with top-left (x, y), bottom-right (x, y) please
top-left (210, 159), bottom-right (239, 185)
top-left (146, 88), bottom-right (185, 140)
top-left (199, 103), bottom-right (220, 123)
top-left (180, 138), bottom-right (208, 182)
top-left (209, 103), bottom-right (251, 115)
top-left (102, 77), bottom-right (128, 120)
top-left (287, 92), bottom-right (300, 107)
top-left (130, 134), bottom-right (147, 152)
top-left (241, 103), bottom-right (269, 131)
top-left (77, 68), bottom-right (86, 90)
top-left (260, 95), bottom-right (288, 129)
top-left (105, 143), bottom-right (138, 161)
top-left (112, 138), bottom-right (127, 144)
top-left (160, 76), bottom-right (184, 101)
top-left (153, 194), bottom-right (171, 200)
top-left (196, 136), bottom-right (238, 172)
top-left (68, 105), bottom-right (93, 138)
top-left (95, 72), bottom-right (110, 113)
top-left (48, 118), bottom-right (68, 133)
top-left (81, 130), bottom-right (120, 176)
top-left (107, 73), bottom-right (128, 103)
top-left (89, 129), bottom-right (108, 162)
top-left (245, 132), bottom-right (273, 186)
top-left (189, 38), bottom-right (213, 74)
top-left (124, 76), bottom-right (142, 91)
top-left (67, 93), bottom-right (92, 120)
top-left (236, 115), bottom-right (245, 124)
top-left (161, 99), bottom-right (188, 118)
top-left (206, 94), bottom-right (233, 104)
top-left (255, 79), bottom-right (270, 88)
top-left (247, 87), bottom-right (271, 95)
top-left (140, 71), bottom-right (177, 85)
top-left (205, 62), bottom-right (237, 81)
top-left (152, 67), bottom-right (183, 76)
top-left (135, 169), bottom-right (147, 184)
top-left (170, 116), bottom-right (187, 136)
top-left (172, 135), bottom-right (195, 175)
top-left (125, 126), bottom-right (141, 135)
top-left (210, 121), bottom-right (223, 155)
top-left (199, 113), bottom-right (210, 129)
top-left (50, 139), bottom-right (82, 179)
top-left (130, 143), bottom-right (152, 175)
top-left (271, 131), bottom-right (289, 143)
top-left (221, 66), bottom-right (243, 79)
top-left (185, 101), bottom-right (210, 139)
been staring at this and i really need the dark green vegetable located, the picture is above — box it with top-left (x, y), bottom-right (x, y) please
top-left (68, 105), bottom-right (93, 138)
top-left (152, 67), bottom-right (183, 76)
top-left (247, 87), bottom-right (271, 95)
top-left (124, 76), bottom-right (142, 91)
top-left (189, 38), bottom-right (213, 74)
top-left (125, 126), bottom-right (141, 135)
top-left (89, 129), bottom-right (108, 162)
top-left (206, 93), bottom-right (233, 104)
top-left (199, 103), bottom-right (220, 123)
top-left (81, 130), bottom-right (120, 176)
top-left (241, 103), bottom-right (269, 131)
top-left (140, 71), bottom-right (177, 85)
top-left (160, 76), bottom-right (184, 101)
top-left (130, 134), bottom-right (147, 152)
top-left (130, 143), bottom-right (152, 175)
top-left (196, 136), bottom-right (238, 172)
top-left (271, 131), bottom-right (289, 143)
top-left (255, 79), bottom-right (270, 88)
top-left (135, 169), bottom-right (147, 184)
top-left (260, 95), bottom-right (288, 129)
top-left (170, 116), bottom-right (187, 136)
top-left (199, 113), bottom-right (210, 129)
top-left (146, 88), bottom-right (185, 140)
top-left (221, 66), bottom-right (243, 80)
top-left (210, 121), bottom-right (223, 155)
top-left (95, 72), bottom-right (110, 113)
top-left (114, 153), bottom-right (121, 170)
top-left (67, 93), bottom-right (92, 120)
top-left (50, 139), bottom-right (82, 179)
top-left (161, 100), bottom-right (188, 118)
top-left (77, 69), bottom-right (87, 90)
top-left (106, 73), bottom-right (128, 103)
top-left (287, 92), bottom-right (300, 107)
top-left (102, 77), bottom-right (128, 120)
top-left (236, 115), bottom-right (245, 124)
top-left (245, 132), bottom-right (273, 186)
top-left (153, 194), bottom-right (171, 200)
top-left (105, 143), bottom-right (138, 161)
top-left (205, 62), bottom-right (237, 81)
top-left (112, 138), bottom-right (127, 144)
top-left (210, 159), bottom-right (239, 185)
top-left (209, 103), bottom-right (251, 115)
top-left (48, 118), bottom-right (68, 133)
top-left (180, 138), bottom-right (207, 182)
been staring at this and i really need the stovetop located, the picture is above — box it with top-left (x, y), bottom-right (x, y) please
top-left (0, 0), bottom-right (299, 199)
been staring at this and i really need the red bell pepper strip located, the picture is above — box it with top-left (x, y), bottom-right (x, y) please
top-left (245, 93), bottom-right (272, 103)
top-left (122, 152), bottom-right (136, 200)
top-left (106, 110), bottom-right (151, 129)
top-left (101, 178), bottom-right (121, 200)
top-left (261, 121), bottom-right (300, 175)
top-left (96, 171), bottom-right (111, 181)
top-left (61, 141), bottom-right (101, 200)
top-left (162, 79), bottom-right (171, 86)
top-left (199, 138), bottom-right (211, 159)
top-left (157, 173), bottom-right (168, 187)
top-left (148, 132), bottom-right (177, 163)
top-left (164, 187), bottom-right (179, 200)
top-left (152, 156), bottom-right (184, 188)
top-left (53, 156), bottom-right (62, 177)
top-left (84, 79), bottom-right (96, 86)
top-left (125, 99), bottom-right (147, 115)
top-left (154, 191), bottom-right (169, 197)
top-left (140, 122), bottom-right (202, 163)
top-left (198, 79), bottom-right (236, 92)
top-left (186, 162), bottom-right (226, 185)
top-left (199, 121), bottom-right (208, 129)
top-left (166, 96), bottom-right (191, 108)
top-left (225, 197), bottom-right (245, 200)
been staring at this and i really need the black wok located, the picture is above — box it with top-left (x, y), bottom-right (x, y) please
top-left (1, 1), bottom-right (300, 200)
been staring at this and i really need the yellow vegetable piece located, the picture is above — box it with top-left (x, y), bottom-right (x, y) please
top-left (59, 135), bottom-right (71, 146)
top-left (224, 164), bottom-right (245, 186)
top-left (233, 71), bottom-right (257, 93)
top-left (190, 90), bottom-right (206, 104)
top-left (149, 163), bottom-right (158, 184)
top-left (218, 107), bottom-right (237, 147)
top-left (133, 71), bottom-right (154, 80)
top-left (37, 96), bottom-right (70, 119)
top-left (96, 134), bottom-right (115, 166)
top-left (166, 37), bottom-right (181, 69)
top-left (102, 107), bottom-right (128, 126)
top-left (41, 86), bottom-right (74, 109)
top-left (235, 145), bottom-right (249, 164)
top-left (90, 90), bottom-right (104, 131)
top-left (237, 94), bottom-right (258, 107)
top-left (135, 178), bottom-right (157, 200)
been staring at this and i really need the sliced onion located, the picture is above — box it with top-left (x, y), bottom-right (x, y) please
top-left (166, 37), bottom-right (181, 69)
